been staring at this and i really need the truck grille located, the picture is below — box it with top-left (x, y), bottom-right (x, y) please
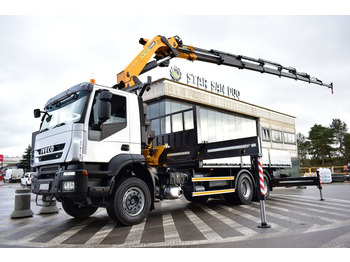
top-left (39, 165), bottom-right (60, 179)
top-left (39, 153), bottom-right (63, 161)
top-left (37, 143), bottom-right (65, 162)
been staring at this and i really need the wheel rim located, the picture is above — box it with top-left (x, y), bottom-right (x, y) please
top-left (241, 179), bottom-right (251, 199)
top-left (122, 187), bottom-right (145, 217)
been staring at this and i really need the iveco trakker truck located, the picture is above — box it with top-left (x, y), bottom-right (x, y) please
top-left (31, 35), bottom-right (332, 225)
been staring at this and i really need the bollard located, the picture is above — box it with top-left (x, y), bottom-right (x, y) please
top-left (10, 188), bottom-right (34, 218)
top-left (39, 195), bottom-right (59, 214)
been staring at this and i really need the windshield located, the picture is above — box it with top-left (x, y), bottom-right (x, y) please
top-left (40, 90), bottom-right (89, 132)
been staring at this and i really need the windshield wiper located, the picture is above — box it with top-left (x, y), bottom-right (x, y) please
top-left (53, 122), bottom-right (67, 129)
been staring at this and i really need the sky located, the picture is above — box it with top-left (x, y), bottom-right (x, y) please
top-left (0, 2), bottom-right (349, 157)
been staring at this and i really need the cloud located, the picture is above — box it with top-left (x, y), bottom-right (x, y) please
top-left (0, 15), bottom-right (349, 157)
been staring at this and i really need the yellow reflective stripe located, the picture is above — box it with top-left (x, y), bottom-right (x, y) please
top-left (192, 189), bottom-right (235, 196)
top-left (192, 176), bottom-right (235, 182)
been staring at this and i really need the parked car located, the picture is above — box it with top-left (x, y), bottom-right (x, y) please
top-left (4, 169), bottom-right (24, 183)
top-left (20, 172), bottom-right (35, 186)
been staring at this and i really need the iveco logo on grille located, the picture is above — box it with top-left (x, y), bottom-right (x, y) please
top-left (40, 146), bottom-right (54, 155)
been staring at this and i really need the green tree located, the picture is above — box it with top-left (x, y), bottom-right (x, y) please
top-left (330, 118), bottom-right (348, 157)
top-left (296, 132), bottom-right (310, 166)
top-left (344, 133), bottom-right (350, 161)
top-left (17, 145), bottom-right (32, 172)
top-left (308, 124), bottom-right (335, 165)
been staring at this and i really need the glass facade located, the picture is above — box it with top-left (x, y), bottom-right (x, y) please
top-left (148, 99), bottom-right (193, 136)
top-left (197, 108), bottom-right (257, 143)
top-left (147, 98), bottom-right (257, 143)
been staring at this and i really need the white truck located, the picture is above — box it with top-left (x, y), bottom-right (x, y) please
top-left (4, 168), bottom-right (24, 183)
top-left (31, 35), bottom-right (332, 225)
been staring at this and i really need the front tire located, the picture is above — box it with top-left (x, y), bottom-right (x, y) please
top-left (62, 201), bottom-right (98, 218)
top-left (107, 177), bottom-right (151, 226)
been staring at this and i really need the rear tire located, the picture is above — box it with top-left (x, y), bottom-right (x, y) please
top-left (263, 174), bottom-right (270, 199)
top-left (62, 201), bottom-right (98, 218)
top-left (225, 173), bottom-right (254, 205)
top-left (107, 177), bottom-right (151, 226)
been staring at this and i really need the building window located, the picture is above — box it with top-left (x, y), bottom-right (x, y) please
top-left (148, 99), bottom-right (194, 136)
top-left (161, 116), bottom-right (171, 134)
top-left (165, 99), bottom-right (192, 115)
top-left (184, 111), bottom-right (194, 130)
top-left (271, 130), bottom-right (283, 143)
top-left (262, 128), bottom-right (270, 141)
top-left (198, 107), bottom-right (257, 143)
top-left (172, 113), bottom-right (183, 132)
top-left (284, 132), bottom-right (296, 144)
top-left (151, 119), bottom-right (160, 136)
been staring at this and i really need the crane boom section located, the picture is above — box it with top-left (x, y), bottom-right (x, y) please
top-left (117, 36), bottom-right (181, 88)
top-left (181, 46), bottom-right (333, 90)
top-left (116, 35), bottom-right (333, 93)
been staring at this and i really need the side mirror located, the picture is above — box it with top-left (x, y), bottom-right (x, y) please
top-left (98, 90), bottom-right (112, 123)
top-left (34, 109), bottom-right (41, 118)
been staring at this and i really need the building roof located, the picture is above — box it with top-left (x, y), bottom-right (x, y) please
top-left (144, 78), bottom-right (296, 120)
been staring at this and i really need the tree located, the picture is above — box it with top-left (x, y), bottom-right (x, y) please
top-left (296, 132), bottom-right (310, 166)
top-left (344, 133), bottom-right (350, 162)
top-left (308, 124), bottom-right (335, 165)
top-left (330, 118), bottom-right (348, 157)
top-left (17, 145), bottom-right (32, 172)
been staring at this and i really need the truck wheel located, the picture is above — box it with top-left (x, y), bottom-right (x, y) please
top-left (263, 175), bottom-right (270, 199)
top-left (107, 177), bottom-right (151, 226)
top-left (225, 173), bottom-right (253, 205)
top-left (62, 201), bottom-right (98, 218)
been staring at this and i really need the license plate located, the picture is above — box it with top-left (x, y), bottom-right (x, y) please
top-left (39, 183), bottom-right (50, 190)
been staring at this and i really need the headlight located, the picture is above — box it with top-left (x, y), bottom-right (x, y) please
top-left (62, 181), bottom-right (75, 191)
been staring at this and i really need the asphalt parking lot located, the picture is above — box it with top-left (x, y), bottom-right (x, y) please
top-left (0, 181), bottom-right (349, 248)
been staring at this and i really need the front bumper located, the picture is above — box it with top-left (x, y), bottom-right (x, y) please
top-left (31, 164), bottom-right (88, 200)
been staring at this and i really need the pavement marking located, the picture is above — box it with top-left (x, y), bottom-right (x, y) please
top-left (84, 220), bottom-right (116, 245)
top-left (320, 229), bottom-right (350, 248)
top-left (183, 209), bottom-right (223, 241)
top-left (46, 218), bottom-right (95, 246)
top-left (161, 209), bottom-right (181, 242)
top-left (305, 217), bottom-right (350, 234)
top-left (272, 195), bottom-right (350, 213)
top-left (278, 194), bottom-right (350, 206)
top-left (259, 200), bottom-right (341, 224)
top-left (123, 220), bottom-right (146, 245)
top-left (246, 202), bottom-right (310, 225)
top-left (1, 193), bottom-right (350, 247)
top-left (270, 196), bottom-right (350, 219)
top-left (220, 204), bottom-right (288, 233)
top-left (197, 204), bottom-right (258, 237)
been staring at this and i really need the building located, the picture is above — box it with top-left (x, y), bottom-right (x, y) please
top-left (0, 156), bottom-right (21, 176)
top-left (143, 78), bottom-right (299, 176)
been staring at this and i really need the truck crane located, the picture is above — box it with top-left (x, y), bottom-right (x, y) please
top-left (31, 35), bottom-right (332, 226)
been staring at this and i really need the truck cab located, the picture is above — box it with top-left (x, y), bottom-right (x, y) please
top-left (32, 82), bottom-right (150, 207)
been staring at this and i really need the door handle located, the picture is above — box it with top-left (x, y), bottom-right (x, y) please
top-left (121, 144), bottom-right (129, 151)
